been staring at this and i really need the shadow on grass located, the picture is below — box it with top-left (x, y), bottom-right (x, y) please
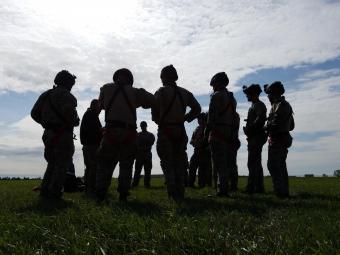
top-left (19, 198), bottom-right (76, 215)
top-left (172, 191), bottom-right (340, 217)
top-left (114, 200), bottom-right (163, 216)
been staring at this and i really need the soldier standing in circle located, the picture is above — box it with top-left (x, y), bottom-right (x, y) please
top-left (264, 81), bottom-right (294, 198)
top-left (243, 84), bottom-right (267, 194)
top-left (96, 68), bottom-right (155, 202)
top-left (152, 65), bottom-right (201, 202)
top-left (80, 99), bottom-right (102, 194)
top-left (31, 70), bottom-right (79, 199)
top-left (188, 113), bottom-right (212, 188)
top-left (132, 121), bottom-right (155, 188)
top-left (205, 72), bottom-right (237, 197)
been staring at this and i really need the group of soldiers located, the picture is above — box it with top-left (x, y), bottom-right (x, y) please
top-left (31, 65), bottom-right (294, 202)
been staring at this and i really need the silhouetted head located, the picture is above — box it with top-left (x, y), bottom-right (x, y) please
top-left (210, 72), bottom-right (229, 90)
top-left (90, 99), bottom-right (100, 115)
top-left (140, 121), bottom-right (147, 131)
top-left (264, 81), bottom-right (285, 103)
top-left (197, 112), bottom-right (207, 125)
top-left (160, 65), bottom-right (178, 84)
top-left (243, 84), bottom-right (262, 102)
top-left (113, 68), bottom-right (134, 86)
top-left (54, 70), bottom-right (76, 91)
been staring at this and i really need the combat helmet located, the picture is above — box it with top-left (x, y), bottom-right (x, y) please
top-left (264, 81), bottom-right (285, 95)
top-left (160, 65), bottom-right (178, 82)
top-left (113, 68), bottom-right (134, 86)
top-left (242, 84), bottom-right (262, 95)
top-left (210, 72), bottom-right (229, 87)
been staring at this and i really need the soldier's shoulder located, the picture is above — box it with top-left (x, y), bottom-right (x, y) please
top-left (256, 100), bottom-right (267, 109)
top-left (280, 97), bottom-right (292, 109)
top-left (100, 83), bottom-right (114, 91)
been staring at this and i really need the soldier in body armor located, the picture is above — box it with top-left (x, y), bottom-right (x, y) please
top-left (152, 65), bottom-right (201, 202)
top-left (96, 68), bottom-right (155, 202)
top-left (188, 113), bottom-right (212, 188)
top-left (243, 84), bottom-right (267, 194)
top-left (205, 72), bottom-right (237, 197)
top-left (31, 70), bottom-right (79, 199)
top-left (132, 121), bottom-right (155, 188)
top-left (264, 81), bottom-right (294, 198)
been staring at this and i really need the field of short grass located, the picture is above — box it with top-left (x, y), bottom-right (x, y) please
top-left (0, 177), bottom-right (339, 254)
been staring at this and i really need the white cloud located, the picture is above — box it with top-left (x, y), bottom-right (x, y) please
top-left (1, 0), bottom-right (340, 94)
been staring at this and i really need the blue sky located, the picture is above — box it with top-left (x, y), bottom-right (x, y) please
top-left (1, 0), bottom-right (340, 177)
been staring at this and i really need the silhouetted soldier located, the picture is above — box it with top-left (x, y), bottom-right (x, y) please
top-left (205, 72), bottom-right (237, 197)
top-left (188, 113), bottom-right (212, 188)
top-left (96, 68), bottom-right (155, 202)
top-left (80, 99), bottom-right (102, 194)
top-left (152, 65), bottom-right (201, 202)
top-left (31, 70), bottom-right (79, 199)
top-left (264, 81), bottom-right (294, 198)
top-left (243, 84), bottom-right (267, 194)
top-left (132, 121), bottom-right (155, 188)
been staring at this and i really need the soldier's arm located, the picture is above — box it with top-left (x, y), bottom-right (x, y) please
top-left (136, 88), bottom-right (156, 109)
top-left (184, 92), bottom-right (201, 123)
top-left (151, 89), bottom-right (161, 125)
top-left (98, 87), bottom-right (105, 112)
top-left (30, 94), bottom-right (44, 125)
top-left (207, 93), bottom-right (219, 130)
top-left (252, 104), bottom-right (267, 129)
top-left (59, 93), bottom-right (80, 127)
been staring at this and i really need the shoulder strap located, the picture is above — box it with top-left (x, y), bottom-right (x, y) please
top-left (105, 85), bottom-right (136, 122)
top-left (120, 87), bottom-right (136, 121)
top-left (105, 86), bottom-right (122, 122)
top-left (160, 86), bottom-right (185, 124)
top-left (48, 89), bottom-right (68, 124)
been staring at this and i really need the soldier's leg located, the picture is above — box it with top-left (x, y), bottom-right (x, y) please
top-left (49, 143), bottom-right (74, 198)
top-left (188, 150), bottom-right (199, 187)
top-left (254, 145), bottom-right (265, 193)
top-left (40, 146), bottom-right (55, 197)
top-left (157, 131), bottom-right (176, 198)
top-left (143, 154), bottom-right (152, 187)
top-left (210, 141), bottom-right (229, 195)
top-left (267, 146), bottom-right (285, 196)
top-left (229, 150), bottom-right (238, 191)
top-left (278, 148), bottom-right (289, 196)
top-left (173, 147), bottom-right (188, 200)
top-left (117, 142), bottom-right (136, 200)
top-left (96, 138), bottom-right (118, 200)
top-left (246, 146), bottom-right (256, 193)
top-left (132, 155), bottom-right (143, 187)
top-left (83, 145), bottom-right (98, 193)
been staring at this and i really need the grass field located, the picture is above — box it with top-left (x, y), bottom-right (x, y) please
top-left (0, 177), bottom-right (339, 255)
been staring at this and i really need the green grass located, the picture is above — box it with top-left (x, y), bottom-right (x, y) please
top-left (0, 177), bottom-right (339, 255)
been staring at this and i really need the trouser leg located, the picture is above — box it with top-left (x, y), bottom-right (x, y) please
top-left (143, 155), bottom-right (152, 187)
top-left (210, 141), bottom-right (229, 195)
top-left (188, 151), bottom-right (199, 187)
top-left (132, 156), bottom-right (143, 187)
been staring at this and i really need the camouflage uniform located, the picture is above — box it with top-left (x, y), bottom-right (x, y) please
top-left (207, 72), bottom-right (237, 196)
top-left (244, 100), bottom-right (267, 193)
top-left (152, 75), bottom-right (201, 201)
top-left (266, 96), bottom-right (293, 197)
top-left (188, 124), bottom-right (212, 188)
top-left (31, 82), bottom-right (79, 199)
top-left (132, 130), bottom-right (155, 187)
top-left (96, 70), bottom-right (155, 201)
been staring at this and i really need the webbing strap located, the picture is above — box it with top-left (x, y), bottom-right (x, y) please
top-left (160, 86), bottom-right (185, 124)
top-left (105, 85), bottom-right (136, 122)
